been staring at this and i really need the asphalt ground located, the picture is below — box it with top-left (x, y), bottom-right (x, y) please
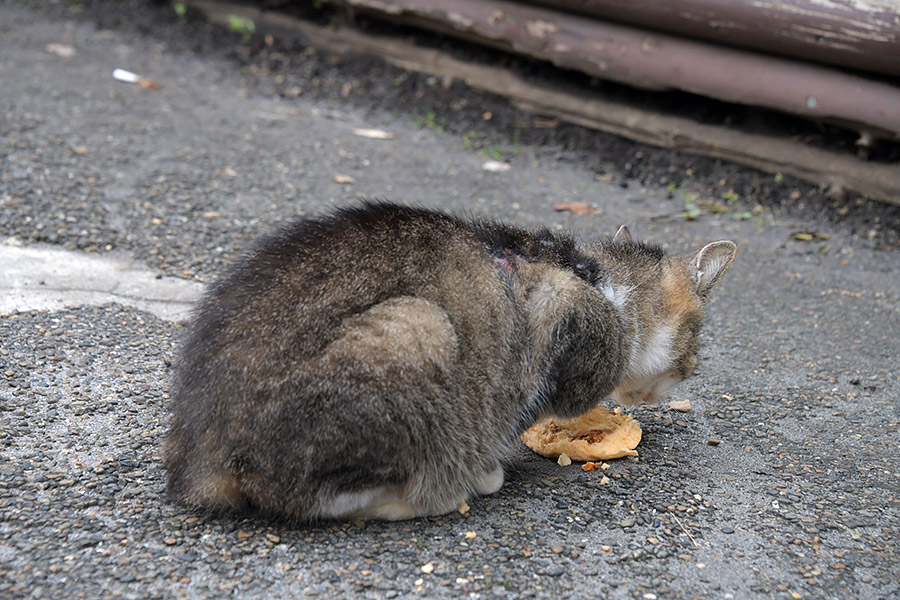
top-left (1, 1), bottom-right (898, 599)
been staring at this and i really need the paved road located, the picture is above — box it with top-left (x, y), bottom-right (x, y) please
top-left (1, 2), bottom-right (898, 599)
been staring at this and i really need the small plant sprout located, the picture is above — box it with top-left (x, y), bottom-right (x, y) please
top-left (417, 111), bottom-right (444, 133)
top-left (227, 14), bottom-right (256, 42)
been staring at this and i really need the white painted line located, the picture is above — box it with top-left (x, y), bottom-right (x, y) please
top-left (0, 243), bottom-right (204, 322)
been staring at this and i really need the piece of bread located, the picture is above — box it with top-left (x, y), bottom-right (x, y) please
top-left (522, 406), bottom-right (642, 461)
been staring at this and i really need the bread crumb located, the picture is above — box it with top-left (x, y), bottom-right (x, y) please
top-left (669, 399), bottom-right (692, 412)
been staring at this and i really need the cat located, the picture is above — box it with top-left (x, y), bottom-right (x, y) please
top-left (163, 201), bottom-right (736, 520)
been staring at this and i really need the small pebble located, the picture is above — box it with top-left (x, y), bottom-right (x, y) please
top-left (668, 399), bottom-right (691, 412)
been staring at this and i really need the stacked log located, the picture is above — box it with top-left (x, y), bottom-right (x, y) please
top-left (332, 0), bottom-right (900, 139)
top-left (187, 0), bottom-right (900, 204)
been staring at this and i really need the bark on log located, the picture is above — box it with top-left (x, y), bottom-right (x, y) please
top-left (332, 0), bottom-right (900, 139)
top-left (189, 0), bottom-right (900, 205)
top-left (523, 0), bottom-right (900, 78)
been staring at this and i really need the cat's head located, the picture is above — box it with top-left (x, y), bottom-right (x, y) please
top-left (597, 226), bottom-right (737, 405)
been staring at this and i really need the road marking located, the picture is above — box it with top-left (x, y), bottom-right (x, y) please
top-left (0, 243), bottom-right (203, 322)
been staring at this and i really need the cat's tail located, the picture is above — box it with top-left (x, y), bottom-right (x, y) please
top-left (162, 421), bottom-right (247, 513)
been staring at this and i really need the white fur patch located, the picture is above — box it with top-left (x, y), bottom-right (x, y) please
top-left (597, 279), bottom-right (630, 312)
top-left (318, 486), bottom-right (394, 518)
top-left (319, 485), bottom-right (471, 520)
top-left (629, 325), bottom-right (674, 378)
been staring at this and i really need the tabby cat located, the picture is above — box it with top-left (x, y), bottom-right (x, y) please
top-left (163, 202), bottom-right (736, 520)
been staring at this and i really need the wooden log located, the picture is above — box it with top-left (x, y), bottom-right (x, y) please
top-left (523, 0), bottom-right (900, 78)
top-left (328, 0), bottom-right (900, 140)
top-left (186, 0), bottom-right (900, 206)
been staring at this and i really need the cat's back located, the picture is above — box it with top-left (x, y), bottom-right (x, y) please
top-left (182, 202), bottom-right (511, 372)
top-left (213, 201), bottom-right (473, 302)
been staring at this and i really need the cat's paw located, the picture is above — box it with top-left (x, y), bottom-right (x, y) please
top-left (473, 465), bottom-right (505, 496)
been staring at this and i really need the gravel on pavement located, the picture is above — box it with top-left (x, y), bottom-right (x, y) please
top-left (1, 2), bottom-right (898, 599)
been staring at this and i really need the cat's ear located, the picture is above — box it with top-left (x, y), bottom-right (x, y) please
top-left (613, 225), bottom-right (633, 244)
top-left (688, 241), bottom-right (737, 295)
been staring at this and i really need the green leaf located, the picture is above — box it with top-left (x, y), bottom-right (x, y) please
top-left (227, 14), bottom-right (256, 41)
